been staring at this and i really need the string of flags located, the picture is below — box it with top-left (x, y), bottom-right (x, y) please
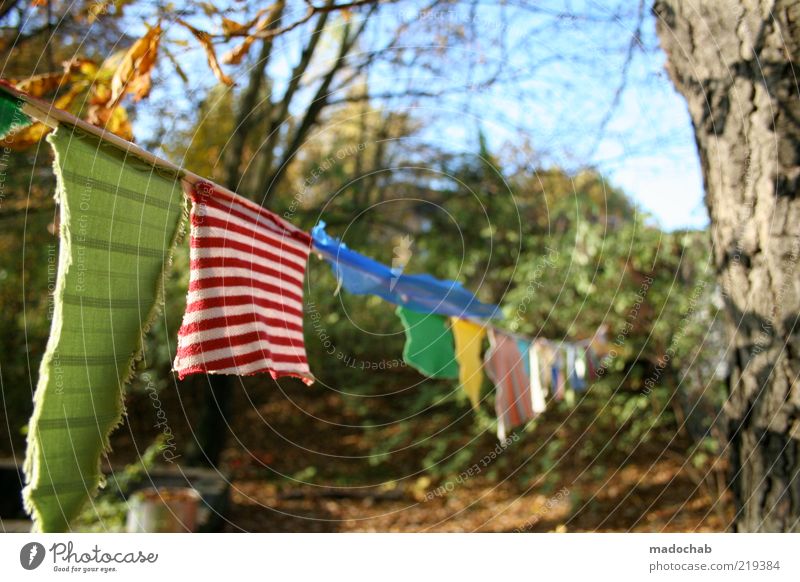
top-left (312, 222), bottom-right (502, 319)
top-left (0, 83), bottom-right (599, 532)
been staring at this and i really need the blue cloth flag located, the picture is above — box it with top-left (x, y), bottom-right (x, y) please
top-left (312, 222), bottom-right (501, 319)
top-left (569, 345), bottom-right (587, 392)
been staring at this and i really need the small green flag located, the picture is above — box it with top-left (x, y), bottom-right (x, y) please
top-left (396, 306), bottom-right (459, 379)
top-left (24, 126), bottom-right (187, 532)
top-left (0, 89), bottom-right (32, 139)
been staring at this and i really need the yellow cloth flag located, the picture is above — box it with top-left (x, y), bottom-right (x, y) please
top-left (450, 318), bottom-right (487, 408)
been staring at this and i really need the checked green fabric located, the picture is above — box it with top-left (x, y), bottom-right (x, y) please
top-left (396, 306), bottom-right (459, 379)
top-left (24, 127), bottom-right (186, 532)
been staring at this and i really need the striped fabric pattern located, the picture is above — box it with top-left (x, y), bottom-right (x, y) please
top-left (173, 181), bottom-right (314, 384)
top-left (485, 329), bottom-right (536, 441)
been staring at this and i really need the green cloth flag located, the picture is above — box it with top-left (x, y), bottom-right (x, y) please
top-left (396, 306), bottom-right (459, 379)
top-left (0, 89), bottom-right (32, 139)
top-left (24, 126), bottom-right (187, 532)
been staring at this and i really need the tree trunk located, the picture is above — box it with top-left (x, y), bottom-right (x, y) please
top-left (654, 0), bottom-right (800, 531)
top-left (188, 8), bottom-right (284, 466)
top-left (186, 374), bottom-right (233, 467)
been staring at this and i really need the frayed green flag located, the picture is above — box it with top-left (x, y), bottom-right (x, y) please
top-left (24, 126), bottom-right (187, 532)
top-left (396, 306), bottom-right (459, 379)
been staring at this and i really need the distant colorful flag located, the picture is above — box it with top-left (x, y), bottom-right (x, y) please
top-left (312, 222), bottom-right (501, 319)
top-left (585, 345), bottom-right (599, 380)
top-left (451, 318), bottom-right (488, 408)
top-left (173, 182), bottom-right (314, 384)
top-left (519, 339), bottom-right (547, 414)
top-left (549, 345), bottom-right (566, 401)
top-left (396, 307), bottom-right (459, 379)
top-left (484, 329), bottom-right (536, 441)
top-left (567, 344), bottom-right (587, 392)
top-left (528, 342), bottom-right (547, 414)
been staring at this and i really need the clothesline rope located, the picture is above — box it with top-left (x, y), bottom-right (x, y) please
top-left (3, 81), bottom-right (241, 202)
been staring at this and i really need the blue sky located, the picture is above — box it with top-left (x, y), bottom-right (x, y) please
top-left (388, 1), bottom-right (709, 231)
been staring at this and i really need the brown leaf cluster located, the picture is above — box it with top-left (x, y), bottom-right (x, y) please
top-left (109, 24), bottom-right (162, 107)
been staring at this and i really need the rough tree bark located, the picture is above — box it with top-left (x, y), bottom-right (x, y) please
top-left (654, 1), bottom-right (800, 531)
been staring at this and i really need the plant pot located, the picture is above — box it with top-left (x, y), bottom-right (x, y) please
top-left (126, 487), bottom-right (201, 533)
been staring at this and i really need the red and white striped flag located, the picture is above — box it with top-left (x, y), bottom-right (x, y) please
top-left (173, 181), bottom-right (314, 385)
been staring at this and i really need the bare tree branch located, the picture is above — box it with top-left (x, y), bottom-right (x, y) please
top-left (223, 0), bottom-right (286, 192)
top-left (0, 0), bottom-right (21, 23)
top-left (587, 0), bottom-right (645, 159)
top-left (210, 0), bottom-right (388, 41)
top-left (262, 5), bottom-right (376, 196)
top-left (252, 1), bottom-right (333, 194)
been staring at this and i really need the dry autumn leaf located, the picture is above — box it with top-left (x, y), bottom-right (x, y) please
top-left (221, 36), bottom-right (255, 65)
top-left (15, 59), bottom-right (99, 97)
top-left (178, 19), bottom-right (234, 86)
top-left (221, 17), bottom-right (251, 36)
top-left (220, 6), bottom-right (271, 38)
top-left (221, 4), bottom-right (281, 65)
top-left (53, 80), bottom-right (88, 112)
top-left (110, 24), bottom-right (162, 107)
top-left (86, 102), bottom-right (133, 141)
top-left (90, 83), bottom-right (112, 107)
top-left (5, 80), bottom-right (133, 151)
top-left (5, 61), bottom-right (99, 150)
top-left (67, 58), bottom-right (100, 78)
top-left (12, 71), bottom-right (65, 98)
top-left (4, 122), bottom-right (50, 151)
top-left (86, 0), bottom-right (112, 23)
